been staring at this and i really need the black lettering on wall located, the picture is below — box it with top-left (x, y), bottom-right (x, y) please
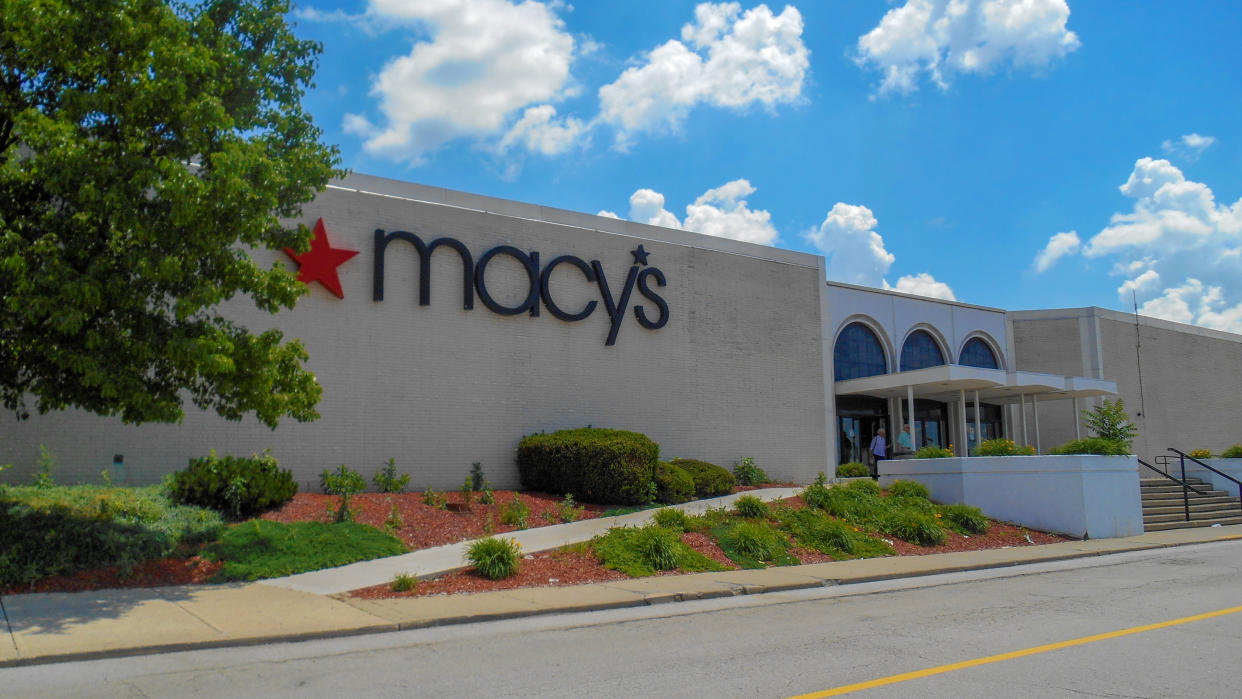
top-left (540, 255), bottom-right (598, 322)
top-left (592, 261), bottom-right (639, 346)
top-left (373, 230), bottom-right (475, 309)
top-left (475, 245), bottom-right (541, 316)
top-left (634, 267), bottom-right (669, 330)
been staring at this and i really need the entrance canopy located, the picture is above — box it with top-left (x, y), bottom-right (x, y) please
top-left (833, 364), bottom-right (1116, 403)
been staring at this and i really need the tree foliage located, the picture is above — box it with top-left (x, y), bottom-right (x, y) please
top-left (1082, 398), bottom-right (1138, 449)
top-left (0, 0), bottom-right (341, 426)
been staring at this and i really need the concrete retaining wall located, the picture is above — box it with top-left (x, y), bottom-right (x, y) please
top-left (1182, 458), bottom-right (1242, 500)
top-left (878, 455), bottom-right (1144, 539)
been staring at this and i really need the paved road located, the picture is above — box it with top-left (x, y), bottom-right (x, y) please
top-left (5, 540), bottom-right (1241, 698)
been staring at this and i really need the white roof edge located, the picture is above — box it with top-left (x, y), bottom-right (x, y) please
top-left (1010, 306), bottom-right (1242, 344)
top-left (825, 280), bottom-right (1006, 314)
top-left (325, 172), bottom-right (823, 270)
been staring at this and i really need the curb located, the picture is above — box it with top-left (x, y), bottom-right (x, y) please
top-left (1, 536), bottom-right (1237, 668)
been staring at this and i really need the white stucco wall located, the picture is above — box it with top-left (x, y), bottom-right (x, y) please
top-left (879, 455), bottom-right (1144, 539)
top-left (0, 175), bottom-right (832, 489)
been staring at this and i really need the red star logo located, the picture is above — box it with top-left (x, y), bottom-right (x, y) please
top-left (284, 219), bottom-right (358, 299)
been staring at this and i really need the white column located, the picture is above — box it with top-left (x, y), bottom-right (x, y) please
top-left (1072, 397), bottom-right (1081, 439)
top-left (959, 389), bottom-right (968, 457)
top-left (907, 385), bottom-right (916, 448)
top-left (1033, 393), bottom-right (1041, 455)
top-left (973, 390), bottom-right (982, 453)
top-left (1020, 393), bottom-right (1028, 446)
top-left (895, 396), bottom-right (904, 451)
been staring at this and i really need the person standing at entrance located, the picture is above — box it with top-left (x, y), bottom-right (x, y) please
top-left (869, 428), bottom-right (887, 477)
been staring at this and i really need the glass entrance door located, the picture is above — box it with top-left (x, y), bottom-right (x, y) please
top-left (836, 396), bottom-right (889, 469)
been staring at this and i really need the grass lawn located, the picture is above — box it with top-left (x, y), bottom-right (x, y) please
top-left (204, 520), bottom-right (408, 581)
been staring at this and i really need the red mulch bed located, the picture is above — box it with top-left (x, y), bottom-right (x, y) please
top-left (4, 485), bottom-right (1070, 597)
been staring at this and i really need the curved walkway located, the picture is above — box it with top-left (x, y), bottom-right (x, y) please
top-left (260, 488), bottom-right (803, 596)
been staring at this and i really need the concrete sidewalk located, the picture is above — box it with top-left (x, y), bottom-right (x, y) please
top-left (3, 524), bottom-right (1240, 668)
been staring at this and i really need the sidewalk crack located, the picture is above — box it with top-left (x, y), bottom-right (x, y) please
top-left (170, 600), bottom-right (226, 636)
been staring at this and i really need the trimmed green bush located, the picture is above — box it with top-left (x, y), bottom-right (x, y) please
top-left (835, 461), bottom-right (869, 478)
top-left (1222, 445), bottom-right (1242, 458)
top-left (654, 461), bottom-right (695, 504)
top-left (671, 458), bottom-right (735, 498)
top-left (169, 450), bottom-right (297, 519)
top-left (206, 520), bottom-right (406, 581)
top-left (517, 428), bottom-right (659, 505)
top-left (732, 457), bottom-right (770, 486)
top-left (733, 494), bottom-right (770, 519)
top-left (887, 480), bottom-right (930, 500)
top-left (938, 504), bottom-right (989, 535)
top-left (1049, 437), bottom-right (1129, 455)
top-left (467, 537), bottom-right (522, 580)
top-left (652, 507), bottom-right (690, 531)
top-left (914, 445), bottom-right (953, 459)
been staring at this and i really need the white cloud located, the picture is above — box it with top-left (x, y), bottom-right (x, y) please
top-left (1047, 157), bottom-right (1242, 333)
top-left (499, 105), bottom-right (586, 155)
top-left (596, 210), bottom-right (620, 219)
top-left (607, 179), bottom-right (778, 245)
top-left (1032, 230), bottom-right (1080, 272)
top-left (856, 0), bottom-right (1080, 96)
top-left (597, 3), bottom-right (809, 142)
top-left (885, 273), bottom-right (957, 301)
top-left (1162, 132), bottom-right (1217, 161)
top-left (807, 203), bottom-right (895, 286)
top-left (343, 0), bottom-right (578, 162)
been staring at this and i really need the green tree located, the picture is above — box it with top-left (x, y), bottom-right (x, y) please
top-left (0, 0), bottom-right (341, 427)
top-left (1082, 398), bottom-right (1138, 450)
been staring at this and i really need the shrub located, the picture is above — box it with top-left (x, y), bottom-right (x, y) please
top-left (671, 458), bottom-right (735, 498)
top-left (1082, 398), bottom-right (1138, 449)
top-left (206, 520), bottom-right (406, 581)
top-left (937, 504), bottom-right (989, 535)
top-left (320, 465), bottom-right (367, 523)
top-left (592, 525), bottom-right (725, 577)
top-left (652, 507), bottom-right (690, 531)
top-left (459, 477), bottom-right (474, 507)
top-left (732, 457), bottom-right (770, 486)
top-left (915, 445), bottom-right (953, 459)
top-left (467, 537), bottom-right (522, 580)
top-left (169, 450), bottom-right (297, 519)
top-left (479, 480), bottom-right (495, 505)
top-left (1049, 437), bottom-right (1129, 455)
top-left (777, 507), bottom-right (893, 559)
top-left (836, 461), bottom-right (869, 478)
top-left (556, 493), bottom-right (585, 523)
top-left (422, 485), bottom-right (446, 509)
top-left (1188, 448), bottom-right (1213, 459)
top-left (842, 479), bottom-right (881, 497)
top-left (32, 444), bottom-right (56, 489)
top-left (517, 428), bottom-right (659, 505)
top-left (470, 462), bottom-right (485, 491)
top-left (887, 480), bottom-right (930, 500)
top-left (500, 493), bottom-right (531, 529)
top-left (391, 572), bottom-right (418, 593)
top-left (721, 521), bottom-right (789, 564)
top-left (1222, 445), bottom-right (1242, 459)
top-left (734, 494), bottom-right (770, 519)
top-left (802, 473), bottom-right (832, 510)
top-left (880, 510), bottom-right (946, 547)
top-left (654, 461), bottom-right (695, 504)
top-left (973, 439), bottom-right (1035, 456)
top-left (373, 458), bottom-right (410, 493)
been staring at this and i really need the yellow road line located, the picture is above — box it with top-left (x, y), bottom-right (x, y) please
top-left (787, 604), bottom-right (1242, 698)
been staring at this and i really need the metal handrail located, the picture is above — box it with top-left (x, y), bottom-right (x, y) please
top-left (1168, 448), bottom-right (1242, 512)
top-left (1138, 458), bottom-right (1207, 522)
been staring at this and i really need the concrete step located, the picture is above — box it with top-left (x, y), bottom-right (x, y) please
top-left (1140, 492), bottom-right (1234, 504)
top-left (1140, 482), bottom-right (1219, 494)
top-left (1143, 510), bottom-right (1242, 524)
top-left (1144, 517), bottom-right (1242, 531)
top-left (1143, 502), bottom-right (1242, 516)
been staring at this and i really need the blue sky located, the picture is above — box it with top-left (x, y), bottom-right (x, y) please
top-left (290, 1), bottom-right (1242, 330)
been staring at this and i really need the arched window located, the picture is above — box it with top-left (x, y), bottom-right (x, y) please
top-left (900, 330), bottom-right (945, 371)
top-left (834, 323), bottom-right (888, 380)
top-left (959, 337), bottom-right (999, 369)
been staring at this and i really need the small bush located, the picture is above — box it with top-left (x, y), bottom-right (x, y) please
top-left (459, 477), bottom-right (474, 507)
top-left (391, 572), bottom-right (418, 592)
top-left (383, 503), bottom-right (403, 534)
top-left (654, 461), bottom-right (695, 504)
top-left (732, 457), bottom-right (770, 486)
top-left (422, 485), bottom-right (446, 509)
top-left (671, 458), bottom-right (735, 498)
top-left (1049, 437), bottom-right (1129, 455)
top-left (880, 510), bottom-right (946, 546)
top-left (842, 479), bottom-right (881, 497)
top-left (937, 504), bottom-right (989, 535)
top-left (479, 480), bottom-right (495, 505)
top-left (517, 428), bottom-right (659, 505)
top-left (592, 525), bottom-right (726, 577)
top-left (557, 493), bottom-right (585, 523)
top-left (467, 537), bottom-right (522, 580)
top-left (470, 462), bottom-right (485, 491)
top-left (835, 462), bottom-right (869, 478)
top-left (802, 473), bottom-right (832, 510)
top-left (1222, 445), bottom-right (1242, 459)
top-left (373, 458), bottom-right (410, 493)
top-left (32, 444), bottom-right (56, 489)
top-left (169, 450), bottom-right (297, 519)
top-left (915, 445), bottom-right (954, 459)
top-left (887, 480), bottom-right (930, 500)
top-left (734, 494), bottom-right (770, 519)
top-left (1188, 448), bottom-right (1213, 459)
top-left (652, 507), bottom-right (690, 531)
top-left (973, 439), bottom-right (1036, 456)
top-left (320, 465), bottom-right (367, 523)
top-left (500, 493), bottom-right (531, 529)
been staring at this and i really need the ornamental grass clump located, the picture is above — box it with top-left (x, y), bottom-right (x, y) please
top-left (879, 510), bottom-right (946, 547)
top-left (591, 525), bottom-right (725, 577)
top-left (652, 507), bottom-right (690, 531)
top-left (887, 480), bottom-right (930, 500)
top-left (937, 504), bottom-right (989, 535)
top-left (720, 521), bottom-right (792, 566)
top-left (777, 507), bottom-right (892, 559)
top-left (973, 439), bottom-right (1035, 456)
top-left (466, 537), bottom-right (522, 580)
top-left (733, 494), bottom-right (770, 519)
top-left (835, 461), bottom-right (869, 478)
top-left (390, 572), bottom-right (418, 592)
